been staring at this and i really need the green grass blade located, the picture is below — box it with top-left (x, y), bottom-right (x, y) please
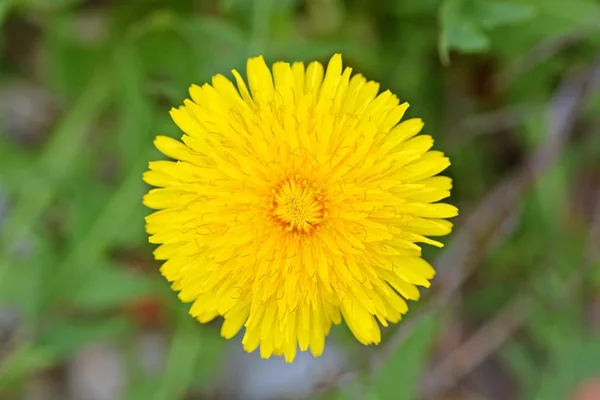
top-left (155, 314), bottom-right (203, 400)
top-left (0, 68), bottom-right (112, 267)
top-left (368, 314), bottom-right (439, 400)
top-left (46, 149), bottom-right (153, 305)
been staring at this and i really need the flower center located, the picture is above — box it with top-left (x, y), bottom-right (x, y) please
top-left (271, 178), bottom-right (325, 233)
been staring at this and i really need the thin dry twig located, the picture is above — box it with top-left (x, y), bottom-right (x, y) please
top-left (369, 55), bottom-right (600, 383)
top-left (422, 291), bottom-right (533, 399)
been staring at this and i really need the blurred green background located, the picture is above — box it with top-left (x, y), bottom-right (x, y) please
top-left (1, 0), bottom-right (600, 399)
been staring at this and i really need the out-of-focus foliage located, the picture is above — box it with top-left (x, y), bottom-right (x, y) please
top-left (439, 0), bottom-right (537, 63)
top-left (1, 0), bottom-right (599, 399)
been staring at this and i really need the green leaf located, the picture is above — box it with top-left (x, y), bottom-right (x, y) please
top-left (44, 148), bottom-right (154, 307)
top-left (268, 38), bottom-right (379, 71)
top-left (37, 316), bottom-right (133, 359)
top-left (395, 0), bottom-right (440, 17)
top-left (0, 0), bottom-right (13, 29)
top-left (533, 335), bottom-right (600, 400)
top-left (522, 0), bottom-right (600, 25)
top-left (17, 0), bottom-right (84, 10)
top-left (0, 67), bottom-right (111, 278)
top-left (155, 314), bottom-right (204, 400)
top-left (439, 0), bottom-right (490, 64)
top-left (473, 1), bottom-right (537, 29)
top-left (439, 0), bottom-right (537, 63)
top-left (125, 378), bottom-right (164, 400)
top-left (500, 341), bottom-right (542, 398)
top-left (0, 317), bottom-right (132, 388)
top-left (72, 261), bottom-right (158, 311)
top-left (64, 171), bottom-right (112, 247)
top-left (444, 20), bottom-right (490, 52)
top-left (113, 40), bottom-right (154, 170)
top-left (109, 39), bottom-right (157, 247)
top-left (0, 344), bottom-right (57, 388)
top-left (0, 236), bottom-right (58, 321)
top-left (42, 13), bottom-right (107, 100)
top-left (367, 314), bottom-right (439, 400)
top-left (179, 16), bottom-right (248, 78)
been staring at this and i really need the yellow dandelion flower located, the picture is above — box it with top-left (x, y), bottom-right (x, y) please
top-left (143, 54), bottom-right (458, 363)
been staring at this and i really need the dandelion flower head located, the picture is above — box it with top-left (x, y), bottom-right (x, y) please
top-left (143, 54), bottom-right (458, 362)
